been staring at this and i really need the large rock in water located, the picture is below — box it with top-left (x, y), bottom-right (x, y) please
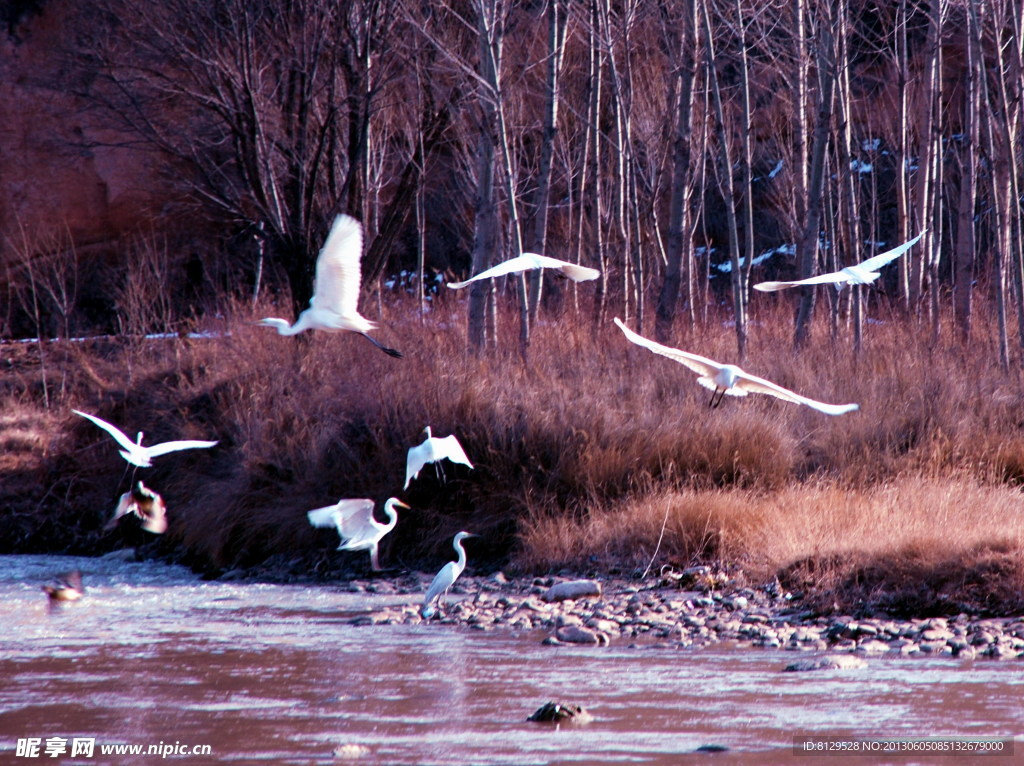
top-left (553, 625), bottom-right (609, 645)
top-left (783, 655), bottom-right (868, 672)
top-left (528, 702), bottom-right (593, 725)
top-left (542, 580), bottom-right (602, 602)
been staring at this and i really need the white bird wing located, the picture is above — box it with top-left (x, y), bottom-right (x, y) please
top-left (333, 499), bottom-right (382, 545)
top-left (405, 440), bottom-right (434, 489)
top-left (447, 253), bottom-right (600, 289)
top-left (145, 439), bottom-right (219, 458)
top-left (732, 370), bottom-right (860, 415)
top-left (73, 410), bottom-right (138, 452)
top-left (311, 214), bottom-right (363, 317)
top-left (753, 271), bottom-right (851, 291)
top-left (613, 317), bottom-right (724, 379)
top-left (434, 434), bottom-right (474, 469)
top-left (307, 499), bottom-right (377, 542)
top-left (854, 230), bottom-right (926, 272)
top-left (526, 253), bottom-right (601, 282)
top-left (447, 255), bottom-right (542, 289)
top-left (422, 561), bottom-right (458, 605)
top-left (755, 231), bottom-right (926, 292)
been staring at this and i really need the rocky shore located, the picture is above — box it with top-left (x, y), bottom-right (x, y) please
top-left (338, 568), bottom-right (1024, 663)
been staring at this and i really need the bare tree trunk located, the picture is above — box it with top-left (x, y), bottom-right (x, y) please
top-left (790, 0), bottom-right (808, 249)
top-left (736, 0), bottom-right (756, 323)
top-left (991, 1), bottom-right (1024, 350)
top-left (913, 0), bottom-right (944, 318)
top-left (953, 18), bottom-right (977, 342)
top-left (468, 124), bottom-right (497, 352)
top-left (895, 0), bottom-right (912, 310)
top-left (597, 0), bottom-right (639, 324)
top-left (970, 0), bottom-right (1010, 368)
top-left (794, 3), bottom-right (838, 348)
top-left (588, 0), bottom-right (608, 329)
top-left (835, 0), bottom-right (862, 351)
top-left (700, 0), bottom-right (745, 359)
top-left (527, 0), bottom-right (568, 321)
top-left (654, 0), bottom-right (698, 342)
top-left (476, 0), bottom-right (528, 352)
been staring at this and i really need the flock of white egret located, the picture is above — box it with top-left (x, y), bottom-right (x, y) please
top-left (68, 213), bottom-right (924, 611)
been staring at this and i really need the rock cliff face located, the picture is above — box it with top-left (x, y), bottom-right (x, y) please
top-left (1, 1), bottom-right (165, 276)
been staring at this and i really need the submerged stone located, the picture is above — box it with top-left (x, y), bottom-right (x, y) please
top-left (783, 655), bottom-right (868, 672)
top-left (527, 701), bottom-right (593, 725)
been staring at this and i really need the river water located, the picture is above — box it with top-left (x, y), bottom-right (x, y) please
top-left (0, 555), bottom-right (1021, 765)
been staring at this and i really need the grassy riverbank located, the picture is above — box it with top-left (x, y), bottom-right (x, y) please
top-left (3, 296), bottom-right (1024, 616)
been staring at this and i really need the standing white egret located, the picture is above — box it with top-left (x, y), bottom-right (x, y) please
top-left (753, 231), bottom-right (925, 292)
top-left (107, 481), bottom-right (168, 534)
top-left (307, 497), bottom-right (409, 571)
top-left (73, 410), bottom-right (219, 467)
top-left (421, 531), bottom-right (477, 619)
top-left (446, 253), bottom-right (600, 289)
top-left (258, 214), bottom-right (402, 358)
top-left (614, 318), bottom-right (859, 415)
top-left (405, 426), bottom-right (474, 490)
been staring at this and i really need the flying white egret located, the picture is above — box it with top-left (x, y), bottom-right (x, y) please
top-left (405, 426), bottom-right (474, 490)
top-left (307, 497), bottom-right (409, 571)
top-left (753, 231), bottom-right (925, 292)
top-left (421, 531), bottom-right (477, 619)
top-left (73, 410), bottom-right (218, 468)
top-left (258, 214), bottom-right (402, 358)
top-left (447, 253), bottom-right (600, 289)
top-left (107, 481), bottom-right (167, 534)
top-left (613, 318), bottom-right (859, 415)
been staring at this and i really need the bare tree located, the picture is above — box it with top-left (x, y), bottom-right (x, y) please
top-left (654, 0), bottom-right (699, 342)
top-left (953, 8), bottom-right (978, 342)
top-left (526, 0), bottom-right (569, 322)
top-left (79, 0), bottom-right (403, 312)
top-left (794, 0), bottom-right (839, 348)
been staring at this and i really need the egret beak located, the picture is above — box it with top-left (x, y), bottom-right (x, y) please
top-left (394, 500), bottom-right (411, 510)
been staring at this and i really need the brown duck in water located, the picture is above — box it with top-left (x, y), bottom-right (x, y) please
top-left (43, 570), bottom-right (84, 602)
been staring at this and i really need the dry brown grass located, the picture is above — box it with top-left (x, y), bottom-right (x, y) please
top-left (3, 291), bottom-right (1024, 612)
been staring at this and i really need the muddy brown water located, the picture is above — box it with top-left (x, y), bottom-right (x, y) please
top-left (0, 555), bottom-right (1021, 765)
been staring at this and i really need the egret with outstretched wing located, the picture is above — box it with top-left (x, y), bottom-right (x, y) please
top-left (614, 318), bottom-right (859, 415)
top-left (259, 215), bottom-right (402, 358)
top-left (73, 410), bottom-right (218, 468)
top-left (447, 253), bottom-right (599, 289)
top-left (307, 497), bottom-right (408, 571)
top-left (405, 426), bottom-right (474, 489)
top-left (754, 231), bottom-right (925, 292)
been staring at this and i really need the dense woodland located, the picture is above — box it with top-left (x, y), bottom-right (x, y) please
top-left (1, 0), bottom-right (1022, 358)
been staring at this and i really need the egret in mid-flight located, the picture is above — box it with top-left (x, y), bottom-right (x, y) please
top-left (258, 214), bottom-right (402, 358)
top-left (421, 531), bottom-right (476, 619)
top-left (447, 253), bottom-right (600, 289)
top-left (405, 427), bottom-right (474, 490)
top-left (753, 231), bottom-right (925, 292)
top-left (614, 318), bottom-right (859, 415)
top-left (107, 481), bottom-right (168, 534)
top-left (307, 497), bottom-right (409, 571)
top-left (73, 410), bottom-right (219, 468)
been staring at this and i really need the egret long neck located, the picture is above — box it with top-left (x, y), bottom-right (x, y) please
top-left (382, 502), bottom-right (399, 533)
top-left (453, 537), bottom-right (467, 571)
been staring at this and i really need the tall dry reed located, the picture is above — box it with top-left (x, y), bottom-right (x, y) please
top-left (4, 290), bottom-right (1024, 611)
